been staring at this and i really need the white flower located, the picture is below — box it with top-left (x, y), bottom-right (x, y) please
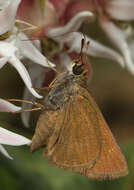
top-left (47, 11), bottom-right (95, 37)
top-left (20, 0), bottom-right (134, 127)
top-left (1, 0), bottom-right (134, 128)
top-left (99, 18), bottom-right (134, 74)
top-left (0, 34), bottom-right (55, 98)
top-left (0, 99), bottom-right (31, 159)
top-left (106, 0), bottom-right (134, 21)
top-left (46, 0), bottom-right (134, 75)
top-left (97, 0), bottom-right (134, 74)
top-left (0, 0), bottom-right (55, 98)
top-left (0, 127), bottom-right (31, 159)
top-left (0, 0), bottom-right (21, 35)
top-left (0, 98), bottom-right (21, 112)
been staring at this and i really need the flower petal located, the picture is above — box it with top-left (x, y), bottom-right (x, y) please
top-left (129, 40), bottom-right (134, 61)
top-left (17, 0), bottom-right (57, 27)
top-left (0, 0), bottom-right (21, 35)
top-left (0, 41), bottom-right (43, 98)
top-left (59, 54), bottom-right (72, 72)
top-left (17, 32), bottom-right (55, 68)
top-left (21, 64), bottom-right (46, 127)
top-left (0, 1), bottom-right (9, 9)
top-left (50, 0), bottom-right (69, 17)
top-left (57, 32), bottom-right (125, 67)
top-left (0, 127), bottom-right (31, 146)
top-left (0, 56), bottom-right (10, 69)
top-left (87, 38), bottom-right (125, 67)
top-left (0, 99), bottom-right (21, 112)
top-left (10, 56), bottom-right (43, 98)
top-left (0, 144), bottom-right (13, 160)
top-left (0, 41), bottom-right (18, 57)
top-left (61, 0), bottom-right (95, 24)
top-left (106, 0), bottom-right (134, 20)
top-left (47, 11), bottom-right (94, 37)
top-left (100, 18), bottom-right (134, 74)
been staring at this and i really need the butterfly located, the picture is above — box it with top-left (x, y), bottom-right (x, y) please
top-left (29, 57), bottom-right (128, 180)
top-left (7, 38), bottom-right (128, 180)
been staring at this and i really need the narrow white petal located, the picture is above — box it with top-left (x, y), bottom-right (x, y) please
top-left (0, 127), bottom-right (31, 146)
top-left (0, 99), bottom-right (21, 112)
top-left (60, 54), bottom-right (72, 73)
top-left (9, 56), bottom-right (43, 98)
top-left (21, 64), bottom-right (46, 127)
top-left (106, 0), bottom-right (134, 20)
top-left (0, 41), bottom-right (43, 98)
top-left (0, 1), bottom-right (9, 9)
top-left (0, 41), bottom-right (17, 57)
top-left (100, 19), bottom-right (134, 74)
top-left (0, 144), bottom-right (13, 160)
top-left (58, 32), bottom-right (124, 67)
top-left (47, 11), bottom-right (94, 37)
top-left (0, 0), bottom-right (21, 35)
top-left (0, 56), bottom-right (10, 69)
top-left (87, 38), bottom-right (125, 67)
top-left (17, 33), bottom-right (55, 68)
top-left (129, 40), bottom-right (134, 60)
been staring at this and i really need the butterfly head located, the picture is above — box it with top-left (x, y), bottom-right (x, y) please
top-left (72, 57), bottom-right (90, 87)
top-left (72, 60), bottom-right (87, 76)
top-left (71, 37), bottom-right (91, 83)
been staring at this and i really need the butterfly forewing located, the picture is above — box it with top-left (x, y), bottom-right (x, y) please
top-left (44, 86), bottom-right (128, 180)
top-left (86, 110), bottom-right (128, 179)
top-left (78, 87), bottom-right (128, 179)
top-left (44, 88), bottom-right (102, 169)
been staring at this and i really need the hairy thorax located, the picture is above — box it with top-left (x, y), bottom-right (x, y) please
top-left (44, 73), bottom-right (81, 110)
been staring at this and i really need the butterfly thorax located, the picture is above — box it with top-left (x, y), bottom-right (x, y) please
top-left (44, 71), bottom-right (88, 110)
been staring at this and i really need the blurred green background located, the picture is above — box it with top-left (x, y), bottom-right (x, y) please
top-left (1, 22), bottom-right (134, 190)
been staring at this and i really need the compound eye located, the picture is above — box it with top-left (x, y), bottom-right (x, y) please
top-left (72, 63), bottom-right (84, 75)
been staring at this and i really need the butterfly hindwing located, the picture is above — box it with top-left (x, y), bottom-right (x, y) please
top-left (31, 108), bottom-right (66, 152)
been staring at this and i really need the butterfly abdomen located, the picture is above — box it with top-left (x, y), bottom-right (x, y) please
top-left (30, 111), bottom-right (56, 152)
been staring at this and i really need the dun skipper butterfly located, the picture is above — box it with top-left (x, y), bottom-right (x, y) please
top-left (7, 39), bottom-right (128, 180)
top-left (31, 59), bottom-right (128, 180)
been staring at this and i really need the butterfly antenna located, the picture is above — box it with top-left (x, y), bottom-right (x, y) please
top-left (78, 33), bottom-right (86, 64)
top-left (79, 34), bottom-right (90, 61)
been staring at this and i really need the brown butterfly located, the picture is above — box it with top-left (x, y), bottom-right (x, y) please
top-left (29, 60), bottom-right (128, 180)
top-left (7, 39), bottom-right (128, 180)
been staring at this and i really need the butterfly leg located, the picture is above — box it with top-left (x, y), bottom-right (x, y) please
top-left (5, 98), bottom-right (45, 113)
top-left (33, 86), bottom-right (50, 92)
top-left (13, 107), bottom-right (42, 114)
